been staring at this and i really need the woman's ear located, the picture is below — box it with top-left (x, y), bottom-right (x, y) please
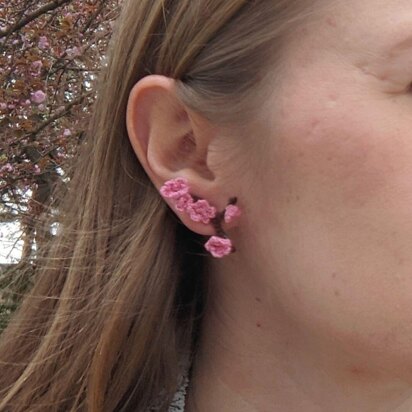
top-left (126, 74), bottom-right (234, 236)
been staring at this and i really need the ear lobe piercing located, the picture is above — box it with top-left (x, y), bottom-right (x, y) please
top-left (159, 177), bottom-right (241, 258)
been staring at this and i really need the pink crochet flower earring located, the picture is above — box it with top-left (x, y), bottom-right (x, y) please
top-left (159, 177), bottom-right (241, 258)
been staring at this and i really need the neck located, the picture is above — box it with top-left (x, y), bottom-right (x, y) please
top-left (185, 261), bottom-right (412, 412)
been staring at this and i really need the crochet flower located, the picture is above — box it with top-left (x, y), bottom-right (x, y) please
top-left (160, 177), bottom-right (190, 199)
top-left (174, 193), bottom-right (194, 212)
top-left (204, 236), bottom-right (233, 258)
top-left (224, 204), bottom-right (241, 223)
top-left (186, 199), bottom-right (216, 224)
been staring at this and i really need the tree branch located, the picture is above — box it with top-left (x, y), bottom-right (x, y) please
top-left (81, 0), bottom-right (109, 34)
top-left (29, 91), bottom-right (93, 137)
top-left (0, 0), bottom-right (73, 38)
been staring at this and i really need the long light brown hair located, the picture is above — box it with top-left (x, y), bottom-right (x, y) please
top-left (0, 1), bottom-right (322, 410)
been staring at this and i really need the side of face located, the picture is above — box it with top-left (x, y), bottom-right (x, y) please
top-left (229, 0), bottom-right (412, 377)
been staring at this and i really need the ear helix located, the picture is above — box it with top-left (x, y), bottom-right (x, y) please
top-left (159, 177), bottom-right (241, 258)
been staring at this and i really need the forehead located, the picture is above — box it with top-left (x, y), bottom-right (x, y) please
top-left (288, 0), bottom-right (412, 67)
top-left (321, 0), bottom-right (412, 46)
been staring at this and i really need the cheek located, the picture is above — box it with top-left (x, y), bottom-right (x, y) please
top-left (249, 93), bottom-right (412, 374)
top-left (278, 102), bottom-right (402, 209)
top-left (270, 89), bottom-right (412, 220)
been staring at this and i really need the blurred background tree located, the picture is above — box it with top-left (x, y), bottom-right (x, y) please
top-left (0, 0), bottom-right (122, 331)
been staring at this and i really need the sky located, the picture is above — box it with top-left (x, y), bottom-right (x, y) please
top-left (1, 182), bottom-right (62, 265)
top-left (0, 186), bottom-right (28, 264)
top-left (0, 221), bottom-right (23, 264)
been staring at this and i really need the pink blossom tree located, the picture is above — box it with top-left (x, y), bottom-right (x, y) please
top-left (0, 0), bottom-right (122, 315)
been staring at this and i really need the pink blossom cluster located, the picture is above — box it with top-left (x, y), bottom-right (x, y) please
top-left (20, 99), bottom-right (31, 107)
top-left (20, 33), bottom-right (31, 48)
top-left (31, 90), bottom-right (46, 104)
top-left (38, 36), bottom-right (50, 50)
top-left (160, 177), bottom-right (241, 258)
top-left (65, 46), bottom-right (81, 59)
top-left (30, 60), bottom-right (43, 77)
top-left (0, 99), bottom-right (24, 110)
top-left (0, 163), bottom-right (14, 175)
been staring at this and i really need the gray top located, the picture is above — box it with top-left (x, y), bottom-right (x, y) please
top-left (168, 373), bottom-right (189, 412)
top-left (149, 356), bottom-right (190, 412)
